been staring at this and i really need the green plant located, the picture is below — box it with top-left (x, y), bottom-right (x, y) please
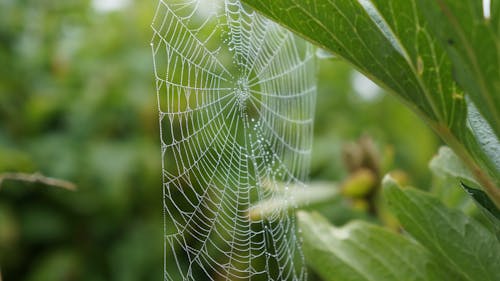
top-left (242, 0), bottom-right (500, 280)
top-left (297, 175), bottom-right (500, 281)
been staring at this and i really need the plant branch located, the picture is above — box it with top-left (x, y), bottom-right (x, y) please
top-left (0, 172), bottom-right (77, 191)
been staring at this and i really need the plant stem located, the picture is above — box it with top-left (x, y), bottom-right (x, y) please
top-left (0, 172), bottom-right (77, 191)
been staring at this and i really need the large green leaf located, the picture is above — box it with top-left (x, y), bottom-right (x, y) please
top-left (241, 0), bottom-right (500, 205)
top-left (416, 0), bottom-right (500, 138)
top-left (242, 0), bottom-right (439, 119)
top-left (383, 177), bottom-right (500, 281)
top-left (368, 0), bottom-right (463, 127)
top-left (297, 211), bottom-right (462, 281)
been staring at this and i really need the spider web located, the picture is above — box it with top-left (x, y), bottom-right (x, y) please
top-left (151, 0), bottom-right (316, 280)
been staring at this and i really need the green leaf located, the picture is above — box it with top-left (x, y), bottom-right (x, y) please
top-left (461, 182), bottom-right (500, 240)
top-left (416, 0), bottom-right (500, 139)
top-left (428, 146), bottom-right (476, 212)
top-left (429, 146), bottom-right (477, 185)
top-left (242, 0), bottom-right (440, 119)
top-left (297, 211), bottom-right (462, 281)
top-left (467, 102), bottom-right (500, 173)
top-left (462, 183), bottom-right (500, 221)
top-left (241, 0), bottom-right (500, 204)
top-left (367, 0), bottom-right (463, 127)
top-left (383, 177), bottom-right (500, 281)
top-left (241, 0), bottom-right (467, 129)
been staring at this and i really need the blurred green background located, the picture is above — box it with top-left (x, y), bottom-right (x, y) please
top-left (0, 0), bottom-right (439, 280)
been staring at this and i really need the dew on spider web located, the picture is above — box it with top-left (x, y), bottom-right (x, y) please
top-left (151, 0), bottom-right (316, 280)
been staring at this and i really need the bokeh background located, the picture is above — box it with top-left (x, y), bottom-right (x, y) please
top-left (0, 0), bottom-right (439, 280)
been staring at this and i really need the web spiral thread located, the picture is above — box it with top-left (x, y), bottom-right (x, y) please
top-left (151, 0), bottom-right (316, 280)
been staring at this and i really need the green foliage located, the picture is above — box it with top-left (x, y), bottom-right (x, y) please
top-left (298, 211), bottom-right (461, 281)
top-left (429, 146), bottom-right (477, 184)
top-left (1, 0), bottom-right (439, 279)
top-left (286, 144), bottom-right (500, 281)
top-left (0, 0), bottom-right (162, 280)
top-left (241, 0), bottom-right (500, 205)
top-left (296, 177), bottom-right (500, 281)
top-left (384, 178), bottom-right (500, 281)
top-left (416, 0), bottom-right (500, 137)
top-left (1, 0), bottom-right (497, 280)
top-left (241, 1), bottom-right (500, 280)
top-left (430, 147), bottom-right (500, 232)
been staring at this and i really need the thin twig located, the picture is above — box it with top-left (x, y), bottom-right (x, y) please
top-left (0, 174), bottom-right (75, 281)
top-left (0, 172), bottom-right (77, 191)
